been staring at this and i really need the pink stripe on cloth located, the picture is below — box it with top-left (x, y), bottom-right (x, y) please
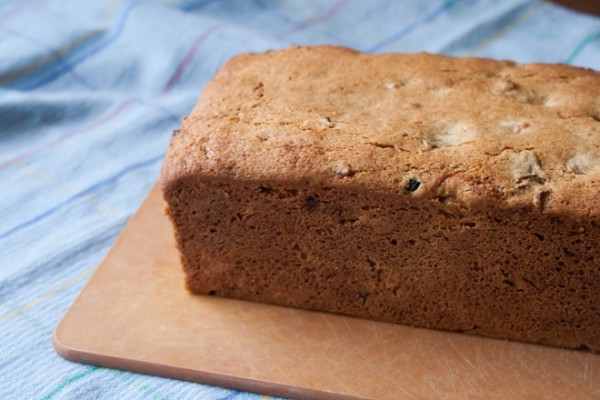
top-left (1, 23), bottom-right (221, 171)
top-left (160, 24), bottom-right (224, 96)
top-left (283, 0), bottom-right (352, 35)
top-left (0, 98), bottom-right (136, 171)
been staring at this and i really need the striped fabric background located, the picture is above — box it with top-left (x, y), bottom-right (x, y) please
top-left (0, 0), bottom-right (598, 399)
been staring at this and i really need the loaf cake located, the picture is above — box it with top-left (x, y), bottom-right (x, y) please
top-left (161, 45), bottom-right (599, 351)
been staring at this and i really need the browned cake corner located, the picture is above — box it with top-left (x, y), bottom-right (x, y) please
top-left (161, 45), bottom-right (600, 351)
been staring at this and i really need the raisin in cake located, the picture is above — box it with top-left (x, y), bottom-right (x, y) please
top-left (161, 46), bottom-right (600, 351)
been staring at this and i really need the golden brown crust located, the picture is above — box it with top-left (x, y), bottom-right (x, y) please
top-left (161, 45), bottom-right (600, 351)
top-left (164, 45), bottom-right (600, 216)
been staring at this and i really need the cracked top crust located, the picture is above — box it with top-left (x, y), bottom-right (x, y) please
top-left (162, 45), bottom-right (600, 218)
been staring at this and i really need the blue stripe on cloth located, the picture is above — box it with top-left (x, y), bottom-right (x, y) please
top-left (565, 31), bottom-right (600, 64)
top-left (0, 25), bottom-right (96, 90)
top-left (366, 0), bottom-right (453, 53)
top-left (436, 0), bottom-right (541, 56)
top-left (180, 0), bottom-right (223, 12)
top-left (0, 222), bottom-right (124, 299)
top-left (0, 153), bottom-right (164, 241)
top-left (217, 391), bottom-right (240, 400)
top-left (40, 366), bottom-right (102, 400)
top-left (16, 1), bottom-right (137, 90)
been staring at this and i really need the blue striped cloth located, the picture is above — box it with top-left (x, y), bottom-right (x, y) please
top-left (0, 1), bottom-right (598, 399)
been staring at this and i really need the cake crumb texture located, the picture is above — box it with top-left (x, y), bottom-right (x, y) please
top-left (162, 46), bottom-right (599, 351)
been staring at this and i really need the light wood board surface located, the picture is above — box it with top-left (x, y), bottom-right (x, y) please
top-left (53, 184), bottom-right (600, 399)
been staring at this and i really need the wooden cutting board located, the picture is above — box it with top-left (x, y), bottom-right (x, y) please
top-left (53, 184), bottom-right (599, 400)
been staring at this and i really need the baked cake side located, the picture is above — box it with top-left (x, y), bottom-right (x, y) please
top-left (161, 46), bottom-right (600, 351)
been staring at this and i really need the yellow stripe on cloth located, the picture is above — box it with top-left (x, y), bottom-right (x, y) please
top-left (0, 151), bottom-right (126, 219)
top-left (0, 0), bottom-right (123, 86)
top-left (466, 2), bottom-right (548, 56)
top-left (0, 267), bottom-right (95, 325)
